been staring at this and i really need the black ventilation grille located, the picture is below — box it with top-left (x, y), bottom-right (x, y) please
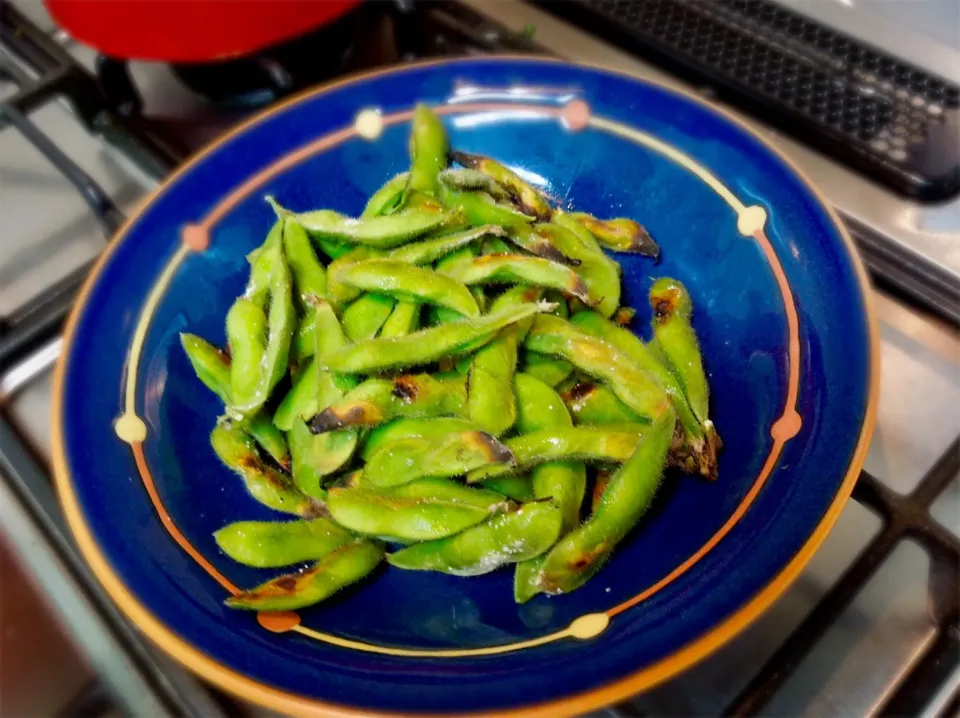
top-left (535, 0), bottom-right (960, 201)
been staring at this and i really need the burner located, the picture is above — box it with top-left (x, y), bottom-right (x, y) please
top-left (97, 3), bottom-right (375, 111)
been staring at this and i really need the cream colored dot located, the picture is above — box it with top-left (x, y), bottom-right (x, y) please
top-left (737, 205), bottom-right (768, 236)
top-left (354, 109), bottom-right (384, 140)
top-left (567, 613), bottom-right (610, 639)
top-left (115, 413), bottom-right (147, 443)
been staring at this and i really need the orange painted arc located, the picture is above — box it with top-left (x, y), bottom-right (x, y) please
top-left (131, 442), bottom-right (239, 594)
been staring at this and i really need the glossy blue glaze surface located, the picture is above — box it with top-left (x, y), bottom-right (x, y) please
top-left (58, 58), bottom-right (872, 714)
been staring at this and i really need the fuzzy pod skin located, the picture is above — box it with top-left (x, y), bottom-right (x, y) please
top-left (210, 421), bottom-right (319, 518)
top-left (538, 406), bottom-right (675, 595)
top-left (363, 430), bottom-right (515, 488)
top-left (387, 500), bottom-right (563, 577)
top-left (213, 517), bottom-right (353, 568)
top-left (318, 301), bottom-right (554, 375)
top-left (225, 541), bottom-right (383, 611)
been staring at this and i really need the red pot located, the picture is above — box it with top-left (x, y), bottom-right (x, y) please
top-left (46, 0), bottom-right (361, 63)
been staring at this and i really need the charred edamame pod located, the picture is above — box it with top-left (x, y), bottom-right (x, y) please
top-left (225, 540), bottom-right (383, 611)
top-left (568, 212), bottom-right (660, 258)
top-left (210, 421), bottom-right (319, 517)
top-left (451, 150), bottom-right (552, 221)
top-left (539, 406), bottom-right (675, 595)
top-left (309, 374), bottom-right (468, 433)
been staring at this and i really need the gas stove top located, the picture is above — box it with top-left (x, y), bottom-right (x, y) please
top-left (1, 2), bottom-right (957, 717)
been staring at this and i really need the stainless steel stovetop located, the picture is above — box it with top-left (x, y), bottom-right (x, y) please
top-left (1, 1), bottom-right (957, 716)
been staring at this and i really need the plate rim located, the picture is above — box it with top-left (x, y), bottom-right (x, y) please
top-left (51, 54), bottom-right (880, 718)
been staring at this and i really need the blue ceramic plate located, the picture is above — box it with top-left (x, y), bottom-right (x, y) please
top-left (53, 57), bottom-right (877, 717)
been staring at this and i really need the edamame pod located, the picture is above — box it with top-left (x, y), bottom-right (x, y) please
top-left (388, 225), bottom-right (505, 265)
top-left (210, 421), bottom-right (319, 517)
top-left (408, 104), bottom-right (448, 195)
top-left (570, 309), bottom-right (702, 443)
top-left (288, 418), bottom-right (357, 499)
top-left (561, 381), bottom-right (643, 426)
top-left (536, 222), bottom-right (620, 317)
top-left (442, 254), bottom-right (593, 304)
top-left (213, 517), bottom-right (353, 568)
top-left (467, 425), bottom-right (648, 481)
top-left (318, 301), bottom-right (554, 375)
top-left (363, 430), bottom-right (514, 488)
top-left (281, 206), bottom-right (454, 250)
top-left (539, 407), bottom-right (675, 595)
top-left (512, 372), bottom-right (587, 603)
top-left (649, 278), bottom-right (709, 424)
top-left (568, 212), bottom-right (660, 257)
top-left (336, 258), bottom-right (480, 318)
top-left (451, 150), bottom-right (552, 221)
top-left (467, 327), bottom-right (519, 436)
top-left (361, 417), bottom-right (479, 460)
top-left (225, 540), bottom-right (383, 611)
top-left (225, 298), bottom-right (268, 415)
top-left (649, 278), bottom-right (720, 479)
top-left (282, 219), bottom-right (326, 305)
top-left (477, 475), bottom-right (535, 501)
top-left (438, 168), bottom-right (511, 200)
top-left (524, 315), bottom-right (672, 422)
top-left (341, 293), bottom-right (396, 342)
top-left (327, 480), bottom-right (508, 542)
top-left (180, 333), bottom-right (289, 467)
top-left (387, 500), bottom-right (563, 576)
top-left (309, 374), bottom-right (468, 433)
top-left (379, 301), bottom-right (420, 338)
top-left (361, 172), bottom-right (409, 218)
top-left (521, 350), bottom-right (574, 387)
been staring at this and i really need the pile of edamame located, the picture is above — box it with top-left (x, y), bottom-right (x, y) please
top-left (181, 105), bottom-right (721, 611)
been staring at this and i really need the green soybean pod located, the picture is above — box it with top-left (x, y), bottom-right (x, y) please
top-left (570, 309), bottom-right (702, 442)
top-left (336, 259), bottom-right (480, 318)
top-left (387, 500), bottom-right (563, 576)
top-left (326, 481), bottom-right (508, 542)
top-left (362, 171), bottom-right (410, 218)
top-left (341, 293), bottom-right (396, 342)
top-left (210, 421), bottom-right (318, 517)
top-left (408, 104), bottom-right (448, 195)
top-left (310, 374), bottom-right (468, 433)
top-left (226, 297), bottom-right (269, 416)
top-left (273, 359), bottom-right (319, 431)
top-left (538, 406), bottom-right (675, 595)
top-left (363, 430), bottom-right (514, 488)
top-left (180, 333), bottom-right (290, 467)
top-left (467, 327), bottom-right (519, 436)
top-left (379, 301), bottom-right (420, 338)
top-left (442, 254), bottom-right (592, 304)
top-left (318, 301), bottom-right (553, 375)
top-left (282, 219), bottom-right (327, 305)
top-left (214, 517), bottom-right (353, 568)
top-left (521, 350), bottom-right (574, 388)
top-left (561, 381), bottom-right (644, 426)
top-left (648, 278), bottom-right (710, 425)
top-left (225, 540), bottom-right (383, 611)
top-left (361, 417), bottom-right (479, 460)
top-left (388, 225), bottom-right (504, 266)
